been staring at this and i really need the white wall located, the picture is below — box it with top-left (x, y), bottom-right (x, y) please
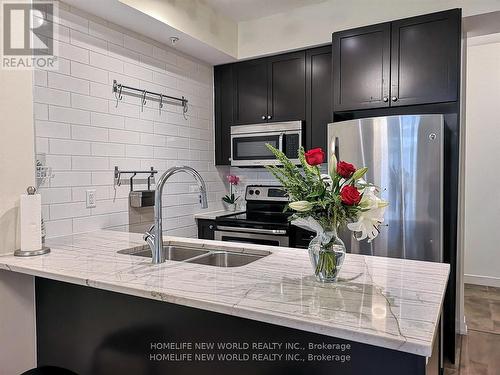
top-left (238, 0), bottom-right (500, 58)
top-left (464, 32), bottom-right (500, 287)
top-left (0, 69), bottom-right (35, 254)
top-left (35, 2), bottom-right (226, 238)
top-left (119, 0), bottom-right (238, 58)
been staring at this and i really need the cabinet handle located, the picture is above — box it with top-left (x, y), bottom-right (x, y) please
top-left (383, 97), bottom-right (388, 102)
top-left (391, 96), bottom-right (398, 102)
top-left (261, 115), bottom-right (266, 120)
top-left (267, 115), bottom-right (272, 120)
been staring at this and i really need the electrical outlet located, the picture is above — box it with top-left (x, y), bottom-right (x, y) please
top-left (86, 190), bottom-right (96, 208)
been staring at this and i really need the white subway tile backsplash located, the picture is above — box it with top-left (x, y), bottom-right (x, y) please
top-left (125, 144), bottom-right (153, 158)
top-left (72, 156), bottom-right (109, 170)
top-left (73, 212), bottom-right (128, 233)
top-left (91, 112), bottom-right (124, 129)
top-left (70, 29), bottom-right (107, 53)
top-left (108, 43), bottom-right (140, 65)
top-left (72, 125), bottom-right (108, 142)
top-left (91, 142), bottom-right (125, 157)
top-left (89, 82), bottom-right (112, 99)
top-left (89, 21), bottom-right (124, 46)
top-left (71, 61), bottom-right (108, 83)
top-left (51, 172), bottom-right (91, 187)
top-left (58, 41), bottom-right (89, 64)
top-left (89, 51), bottom-right (124, 73)
top-left (71, 93), bottom-right (108, 112)
top-left (109, 129), bottom-right (140, 144)
top-left (50, 8), bottom-right (89, 33)
top-left (108, 101), bottom-right (140, 118)
top-left (124, 35), bottom-right (153, 56)
top-left (123, 62), bottom-right (153, 82)
top-left (45, 219), bottom-right (73, 237)
top-left (48, 72), bottom-right (89, 95)
top-left (36, 138), bottom-right (49, 154)
top-left (50, 139), bottom-right (91, 155)
top-left (140, 133), bottom-right (166, 146)
top-left (35, 120), bottom-right (71, 139)
top-left (152, 71), bottom-right (177, 89)
top-left (50, 202), bottom-right (89, 220)
top-left (34, 70), bottom-right (48, 86)
top-left (125, 118), bottom-right (154, 133)
top-left (40, 188), bottom-right (72, 204)
top-left (49, 106), bottom-right (90, 125)
top-left (45, 155), bottom-right (71, 170)
top-left (34, 103), bottom-right (49, 120)
top-left (34, 86), bottom-right (71, 106)
top-left (35, 4), bottom-right (221, 239)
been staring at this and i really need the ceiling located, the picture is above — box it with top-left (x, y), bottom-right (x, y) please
top-left (204, 0), bottom-right (327, 22)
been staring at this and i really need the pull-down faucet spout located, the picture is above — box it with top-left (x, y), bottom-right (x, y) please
top-left (144, 166), bottom-right (208, 264)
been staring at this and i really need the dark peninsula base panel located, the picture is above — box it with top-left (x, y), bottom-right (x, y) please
top-left (35, 278), bottom-right (435, 375)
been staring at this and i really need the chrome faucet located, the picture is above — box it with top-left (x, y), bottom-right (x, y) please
top-left (144, 166), bottom-right (208, 264)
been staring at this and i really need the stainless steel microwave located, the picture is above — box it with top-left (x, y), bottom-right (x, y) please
top-left (230, 121), bottom-right (303, 167)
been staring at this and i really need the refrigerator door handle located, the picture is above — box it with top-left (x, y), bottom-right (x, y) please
top-left (329, 136), bottom-right (339, 161)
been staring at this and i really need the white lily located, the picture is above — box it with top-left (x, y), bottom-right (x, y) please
top-left (347, 186), bottom-right (388, 242)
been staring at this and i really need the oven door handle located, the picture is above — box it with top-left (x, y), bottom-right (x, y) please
top-left (216, 226), bottom-right (287, 235)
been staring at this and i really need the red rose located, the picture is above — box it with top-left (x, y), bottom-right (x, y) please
top-left (340, 185), bottom-right (361, 206)
top-left (337, 161), bottom-right (356, 178)
top-left (304, 148), bottom-right (325, 166)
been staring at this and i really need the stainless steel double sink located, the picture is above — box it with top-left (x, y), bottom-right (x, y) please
top-left (117, 245), bottom-right (268, 267)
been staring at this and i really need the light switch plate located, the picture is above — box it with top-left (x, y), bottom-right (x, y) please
top-left (86, 189), bottom-right (96, 208)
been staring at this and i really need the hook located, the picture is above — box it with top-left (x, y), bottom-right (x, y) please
top-left (182, 97), bottom-right (188, 120)
top-left (141, 90), bottom-right (147, 112)
top-left (115, 84), bottom-right (123, 108)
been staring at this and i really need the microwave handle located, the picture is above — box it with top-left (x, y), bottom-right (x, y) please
top-left (278, 133), bottom-right (284, 152)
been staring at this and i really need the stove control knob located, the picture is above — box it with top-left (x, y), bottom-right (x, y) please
top-left (255, 190), bottom-right (260, 195)
top-left (248, 190), bottom-right (254, 195)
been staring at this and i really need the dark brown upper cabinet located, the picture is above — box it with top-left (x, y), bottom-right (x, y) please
top-left (306, 46), bottom-right (332, 151)
top-left (333, 23), bottom-right (391, 112)
top-left (333, 9), bottom-right (460, 112)
top-left (233, 59), bottom-right (268, 125)
top-left (233, 51), bottom-right (306, 125)
top-left (390, 9), bottom-right (460, 106)
top-left (267, 51), bottom-right (306, 122)
top-left (214, 64), bottom-right (233, 165)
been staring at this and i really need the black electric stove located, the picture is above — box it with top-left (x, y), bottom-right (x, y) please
top-left (214, 186), bottom-right (293, 247)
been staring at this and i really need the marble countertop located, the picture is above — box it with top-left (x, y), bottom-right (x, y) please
top-left (0, 230), bottom-right (449, 357)
top-left (193, 209), bottom-right (244, 220)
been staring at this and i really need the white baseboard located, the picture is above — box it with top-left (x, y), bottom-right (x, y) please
top-left (464, 273), bottom-right (500, 288)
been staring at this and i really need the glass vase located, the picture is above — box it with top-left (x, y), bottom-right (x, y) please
top-left (308, 229), bottom-right (346, 283)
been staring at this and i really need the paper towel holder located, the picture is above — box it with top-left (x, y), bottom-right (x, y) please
top-left (14, 186), bottom-right (51, 257)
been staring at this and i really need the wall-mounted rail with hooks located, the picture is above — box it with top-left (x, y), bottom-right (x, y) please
top-left (114, 166), bottom-right (158, 192)
top-left (112, 80), bottom-right (189, 117)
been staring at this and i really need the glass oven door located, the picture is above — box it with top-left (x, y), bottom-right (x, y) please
top-left (214, 230), bottom-right (289, 247)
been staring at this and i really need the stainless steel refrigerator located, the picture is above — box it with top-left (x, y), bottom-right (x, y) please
top-left (328, 114), bottom-right (444, 262)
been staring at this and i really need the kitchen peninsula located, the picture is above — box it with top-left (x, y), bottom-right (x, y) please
top-left (0, 230), bottom-right (448, 375)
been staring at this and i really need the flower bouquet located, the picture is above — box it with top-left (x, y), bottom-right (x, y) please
top-left (222, 175), bottom-right (240, 211)
top-left (265, 145), bottom-right (388, 282)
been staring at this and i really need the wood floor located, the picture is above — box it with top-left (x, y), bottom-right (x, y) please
top-left (445, 284), bottom-right (500, 375)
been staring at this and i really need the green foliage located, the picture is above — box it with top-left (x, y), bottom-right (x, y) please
top-left (222, 193), bottom-right (239, 204)
top-left (265, 144), bottom-right (362, 231)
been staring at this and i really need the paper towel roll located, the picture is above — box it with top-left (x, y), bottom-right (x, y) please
top-left (20, 193), bottom-right (42, 252)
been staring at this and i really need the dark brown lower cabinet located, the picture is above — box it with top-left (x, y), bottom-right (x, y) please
top-left (197, 219), bottom-right (215, 240)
